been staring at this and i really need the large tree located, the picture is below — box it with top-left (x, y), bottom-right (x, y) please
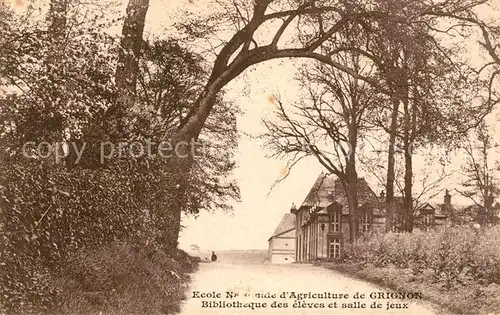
top-left (105, 0), bottom-right (150, 139)
top-left (154, 0), bottom-right (500, 247)
top-left (262, 47), bottom-right (379, 242)
top-left (0, 0), bottom-right (117, 153)
top-left (360, 1), bottom-right (496, 231)
top-left (459, 122), bottom-right (499, 226)
top-left (135, 38), bottom-right (240, 216)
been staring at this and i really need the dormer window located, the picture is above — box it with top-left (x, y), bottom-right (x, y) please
top-left (331, 211), bottom-right (341, 232)
top-left (423, 213), bottom-right (432, 231)
top-left (424, 213), bottom-right (431, 225)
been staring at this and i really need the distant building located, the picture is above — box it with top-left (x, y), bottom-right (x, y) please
top-left (267, 213), bottom-right (296, 264)
top-left (413, 192), bottom-right (450, 232)
top-left (286, 173), bottom-right (450, 262)
top-left (449, 203), bottom-right (500, 227)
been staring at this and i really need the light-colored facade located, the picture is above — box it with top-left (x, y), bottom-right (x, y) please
top-left (267, 214), bottom-right (296, 264)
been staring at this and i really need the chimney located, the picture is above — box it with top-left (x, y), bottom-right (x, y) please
top-left (444, 189), bottom-right (451, 212)
top-left (290, 203), bottom-right (297, 214)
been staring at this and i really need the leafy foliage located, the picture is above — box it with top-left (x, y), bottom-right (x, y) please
top-left (134, 38), bottom-right (240, 215)
top-left (0, 158), bottom-right (170, 312)
top-left (343, 226), bottom-right (500, 288)
top-left (0, 2), bottom-right (238, 313)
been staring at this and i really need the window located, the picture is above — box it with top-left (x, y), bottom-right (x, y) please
top-left (423, 213), bottom-right (432, 231)
top-left (331, 211), bottom-right (341, 232)
top-left (329, 238), bottom-right (341, 259)
top-left (361, 212), bottom-right (371, 232)
top-left (298, 237), bottom-right (301, 260)
top-left (423, 214), bottom-right (432, 225)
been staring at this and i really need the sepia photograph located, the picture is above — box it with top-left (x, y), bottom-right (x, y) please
top-left (1, 0), bottom-right (499, 314)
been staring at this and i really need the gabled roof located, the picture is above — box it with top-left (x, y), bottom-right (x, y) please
top-left (268, 213), bottom-right (295, 240)
top-left (299, 173), bottom-right (382, 214)
top-left (416, 202), bottom-right (448, 217)
top-left (300, 173), bottom-right (337, 208)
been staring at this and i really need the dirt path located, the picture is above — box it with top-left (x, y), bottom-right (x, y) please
top-left (180, 262), bottom-right (438, 315)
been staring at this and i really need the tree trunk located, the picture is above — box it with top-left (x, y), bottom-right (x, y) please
top-left (66, 0), bottom-right (149, 169)
top-left (48, 0), bottom-right (67, 39)
top-left (46, 0), bottom-right (67, 165)
top-left (158, 92), bottom-right (219, 251)
top-left (482, 142), bottom-right (490, 226)
top-left (403, 144), bottom-right (413, 231)
top-left (159, 150), bottom-right (193, 251)
top-left (402, 91), bottom-right (413, 232)
top-left (106, 0), bottom-right (150, 138)
top-left (345, 121), bottom-right (359, 242)
top-left (385, 97), bottom-right (399, 232)
top-left (345, 175), bottom-right (358, 242)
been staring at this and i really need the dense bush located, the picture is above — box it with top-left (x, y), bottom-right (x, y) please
top-left (343, 225), bottom-right (500, 288)
top-left (0, 159), bottom-right (181, 314)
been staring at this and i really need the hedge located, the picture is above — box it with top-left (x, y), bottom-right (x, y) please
top-left (0, 158), bottom-right (177, 314)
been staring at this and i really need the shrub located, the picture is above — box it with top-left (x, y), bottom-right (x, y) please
top-left (0, 159), bottom-right (180, 314)
top-left (342, 225), bottom-right (500, 288)
top-left (428, 226), bottom-right (478, 287)
top-left (471, 227), bottom-right (500, 284)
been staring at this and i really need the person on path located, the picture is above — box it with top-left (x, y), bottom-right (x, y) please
top-left (211, 251), bottom-right (217, 262)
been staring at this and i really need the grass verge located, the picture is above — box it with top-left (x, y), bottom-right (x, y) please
top-left (319, 262), bottom-right (500, 315)
top-left (49, 242), bottom-right (199, 315)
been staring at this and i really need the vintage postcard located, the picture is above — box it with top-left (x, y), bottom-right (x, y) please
top-left (1, 0), bottom-right (499, 314)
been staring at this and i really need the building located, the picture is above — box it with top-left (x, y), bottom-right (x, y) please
top-left (267, 213), bottom-right (296, 264)
top-left (289, 173), bottom-right (449, 262)
top-left (413, 193), bottom-right (450, 231)
top-left (446, 203), bottom-right (500, 227)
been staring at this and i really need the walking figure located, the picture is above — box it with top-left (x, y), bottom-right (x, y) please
top-left (211, 251), bottom-right (217, 262)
